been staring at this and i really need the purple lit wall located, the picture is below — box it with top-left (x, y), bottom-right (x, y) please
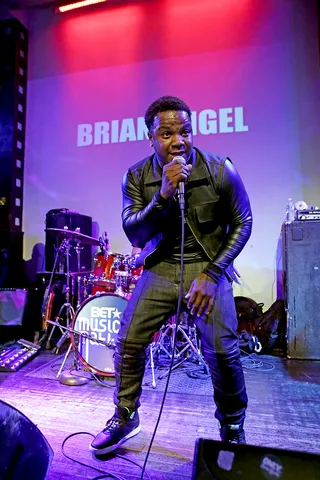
top-left (22, 0), bottom-right (320, 306)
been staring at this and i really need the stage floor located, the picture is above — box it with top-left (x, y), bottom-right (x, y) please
top-left (0, 347), bottom-right (319, 479)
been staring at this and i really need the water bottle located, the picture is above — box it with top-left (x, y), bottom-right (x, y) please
top-left (285, 198), bottom-right (295, 224)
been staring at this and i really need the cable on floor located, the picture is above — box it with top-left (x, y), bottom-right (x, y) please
top-left (241, 350), bottom-right (275, 372)
top-left (61, 431), bottom-right (152, 480)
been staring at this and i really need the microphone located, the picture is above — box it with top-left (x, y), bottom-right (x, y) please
top-left (178, 181), bottom-right (185, 209)
top-left (175, 156), bottom-right (186, 210)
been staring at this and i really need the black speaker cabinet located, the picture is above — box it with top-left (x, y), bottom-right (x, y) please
top-left (282, 221), bottom-right (320, 360)
top-left (45, 208), bottom-right (93, 273)
top-left (0, 231), bottom-right (25, 287)
top-left (0, 400), bottom-right (53, 479)
top-left (192, 438), bottom-right (320, 480)
top-left (0, 18), bottom-right (28, 233)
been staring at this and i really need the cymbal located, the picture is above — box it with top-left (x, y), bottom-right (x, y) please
top-left (45, 228), bottom-right (100, 246)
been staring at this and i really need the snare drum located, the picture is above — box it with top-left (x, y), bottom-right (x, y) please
top-left (70, 293), bottom-right (128, 376)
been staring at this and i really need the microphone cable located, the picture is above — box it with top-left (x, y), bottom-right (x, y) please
top-left (140, 188), bottom-right (186, 479)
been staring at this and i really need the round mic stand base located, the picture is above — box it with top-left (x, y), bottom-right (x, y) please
top-left (56, 339), bottom-right (89, 385)
top-left (58, 370), bottom-right (90, 386)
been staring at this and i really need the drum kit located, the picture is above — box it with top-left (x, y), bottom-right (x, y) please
top-left (41, 226), bottom-right (143, 383)
top-left (41, 226), bottom-right (208, 386)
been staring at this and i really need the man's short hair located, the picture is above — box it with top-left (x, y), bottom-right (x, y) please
top-left (144, 95), bottom-right (192, 131)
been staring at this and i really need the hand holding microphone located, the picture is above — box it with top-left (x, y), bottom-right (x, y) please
top-left (160, 156), bottom-right (192, 204)
top-left (176, 156), bottom-right (187, 210)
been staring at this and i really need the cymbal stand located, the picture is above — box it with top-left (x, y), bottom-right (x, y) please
top-left (147, 315), bottom-right (209, 386)
top-left (48, 239), bottom-right (74, 354)
top-left (74, 240), bottom-right (83, 309)
top-left (38, 242), bottom-right (64, 346)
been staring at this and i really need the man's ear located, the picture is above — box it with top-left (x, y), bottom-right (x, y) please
top-left (148, 131), bottom-right (153, 147)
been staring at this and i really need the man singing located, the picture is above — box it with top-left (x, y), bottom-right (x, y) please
top-left (90, 95), bottom-right (252, 454)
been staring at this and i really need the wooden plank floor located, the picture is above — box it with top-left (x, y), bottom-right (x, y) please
top-left (0, 349), bottom-right (320, 479)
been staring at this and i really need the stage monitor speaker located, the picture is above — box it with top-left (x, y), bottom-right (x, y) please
top-left (192, 438), bottom-right (320, 480)
top-left (282, 221), bottom-right (320, 360)
top-left (0, 400), bottom-right (53, 480)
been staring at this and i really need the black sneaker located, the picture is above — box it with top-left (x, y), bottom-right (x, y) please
top-left (219, 421), bottom-right (246, 444)
top-left (90, 408), bottom-right (141, 455)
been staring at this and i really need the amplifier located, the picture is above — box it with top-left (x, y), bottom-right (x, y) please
top-left (282, 221), bottom-right (320, 359)
top-left (0, 340), bottom-right (40, 372)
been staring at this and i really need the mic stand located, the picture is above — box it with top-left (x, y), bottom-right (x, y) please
top-left (140, 182), bottom-right (187, 478)
top-left (146, 184), bottom-right (208, 386)
top-left (177, 181), bottom-right (185, 210)
top-left (46, 319), bottom-right (114, 385)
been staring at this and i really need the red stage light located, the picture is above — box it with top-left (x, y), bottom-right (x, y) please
top-left (58, 0), bottom-right (107, 13)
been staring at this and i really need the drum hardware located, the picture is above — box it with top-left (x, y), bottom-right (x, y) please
top-left (46, 319), bottom-right (114, 346)
top-left (46, 238), bottom-right (75, 354)
top-left (43, 227), bottom-right (100, 352)
top-left (38, 238), bottom-right (74, 349)
top-left (46, 318), bottom-right (114, 384)
top-left (147, 315), bottom-right (209, 387)
top-left (45, 227), bottom-right (101, 246)
top-left (113, 255), bottom-right (131, 297)
top-left (73, 238), bottom-right (83, 309)
top-left (90, 252), bottom-right (143, 296)
top-left (82, 275), bottom-right (90, 300)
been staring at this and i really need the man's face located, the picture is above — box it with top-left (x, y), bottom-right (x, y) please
top-left (148, 110), bottom-right (193, 166)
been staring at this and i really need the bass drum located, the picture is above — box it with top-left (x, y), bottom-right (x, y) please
top-left (70, 293), bottom-right (128, 376)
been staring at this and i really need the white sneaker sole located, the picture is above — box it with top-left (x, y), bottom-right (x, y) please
top-left (90, 423), bottom-right (141, 455)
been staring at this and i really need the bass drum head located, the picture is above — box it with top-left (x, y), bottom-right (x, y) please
top-left (71, 293), bottom-right (128, 376)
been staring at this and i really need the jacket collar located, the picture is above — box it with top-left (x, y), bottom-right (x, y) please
top-left (144, 148), bottom-right (208, 186)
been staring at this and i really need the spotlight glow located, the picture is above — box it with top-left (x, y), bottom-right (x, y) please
top-left (58, 0), bottom-right (107, 13)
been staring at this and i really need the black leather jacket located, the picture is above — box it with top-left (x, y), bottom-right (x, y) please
top-left (122, 147), bottom-right (252, 284)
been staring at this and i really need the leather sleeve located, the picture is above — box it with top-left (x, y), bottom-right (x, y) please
top-left (202, 158), bottom-right (253, 283)
top-left (121, 169), bottom-right (173, 248)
